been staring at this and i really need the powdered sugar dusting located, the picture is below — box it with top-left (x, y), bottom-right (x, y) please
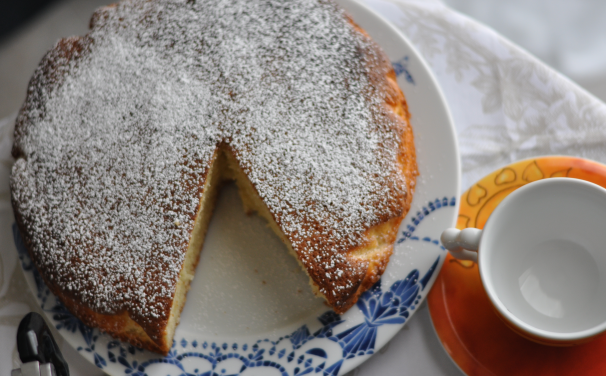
top-left (11, 0), bottom-right (409, 328)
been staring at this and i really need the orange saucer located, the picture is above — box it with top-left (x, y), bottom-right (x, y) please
top-left (428, 156), bottom-right (606, 375)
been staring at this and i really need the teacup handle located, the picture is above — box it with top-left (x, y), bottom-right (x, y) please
top-left (440, 228), bottom-right (482, 263)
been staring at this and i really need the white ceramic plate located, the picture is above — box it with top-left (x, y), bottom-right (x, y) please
top-left (14, 1), bottom-right (460, 374)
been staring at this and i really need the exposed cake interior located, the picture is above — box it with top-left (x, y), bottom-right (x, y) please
top-left (166, 146), bottom-right (325, 345)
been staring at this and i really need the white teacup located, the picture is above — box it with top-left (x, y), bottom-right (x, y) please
top-left (441, 178), bottom-right (606, 345)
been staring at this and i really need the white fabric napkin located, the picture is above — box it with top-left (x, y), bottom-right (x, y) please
top-left (366, 0), bottom-right (606, 192)
top-left (2, 0), bottom-right (605, 375)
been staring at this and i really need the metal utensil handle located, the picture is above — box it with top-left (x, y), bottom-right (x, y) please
top-left (15, 312), bottom-right (69, 376)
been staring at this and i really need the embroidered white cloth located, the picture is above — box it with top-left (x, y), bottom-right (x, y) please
top-left (0, 0), bottom-right (604, 375)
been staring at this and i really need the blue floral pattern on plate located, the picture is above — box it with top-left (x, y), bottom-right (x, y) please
top-left (393, 56), bottom-right (415, 85)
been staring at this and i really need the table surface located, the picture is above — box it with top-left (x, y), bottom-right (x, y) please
top-left (2, 0), bottom-right (605, 375)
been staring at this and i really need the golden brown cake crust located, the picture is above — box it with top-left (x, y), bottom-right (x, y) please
top-left (321, 19), bottom-right (417, 313)
top-left (11, 0), bottom-right (416, 354)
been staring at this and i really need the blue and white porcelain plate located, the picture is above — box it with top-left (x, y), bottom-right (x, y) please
top-left (15, 1), bottom-right (460, 374)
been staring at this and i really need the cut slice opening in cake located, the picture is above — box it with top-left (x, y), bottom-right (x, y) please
top-left (166, 146), bottom-right (327, 342)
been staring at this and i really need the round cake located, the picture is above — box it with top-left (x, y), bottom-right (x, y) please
top-left (10, 0), bottom-right (417, 354)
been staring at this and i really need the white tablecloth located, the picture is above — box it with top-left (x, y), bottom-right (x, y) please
top-left (2, 0), bottom-right (605, 374)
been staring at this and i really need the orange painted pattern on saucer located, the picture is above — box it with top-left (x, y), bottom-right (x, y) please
top-left (428, 156), bottom-right (606, 375)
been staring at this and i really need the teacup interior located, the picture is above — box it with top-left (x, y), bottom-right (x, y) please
top-left (482, 178), bottom-right (606, 336)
